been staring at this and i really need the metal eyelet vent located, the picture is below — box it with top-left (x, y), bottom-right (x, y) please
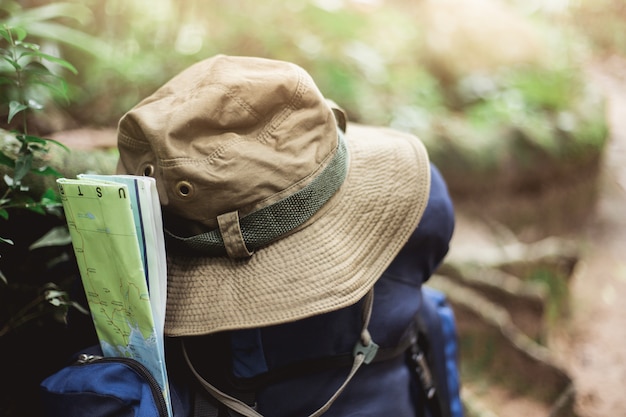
top-left (142, 164), bottom-right (155, 177)
top-left (176, 180), bottom-right (194, 198)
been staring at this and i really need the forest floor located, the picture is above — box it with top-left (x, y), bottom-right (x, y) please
top-left (549, 57), bottom-right (626, 417)
top-left (442, 56), bottom-right (626, 417)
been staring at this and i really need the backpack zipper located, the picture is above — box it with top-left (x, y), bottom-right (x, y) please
top-left (75, 353), bottom-right (169, 417)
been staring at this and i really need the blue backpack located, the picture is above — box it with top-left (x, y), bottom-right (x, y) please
top-left (40, 287), bottom-right (463, 417)
top-left (39, 343), bottom-right (193, 417)
top-left (420, 286), bottom-right (464, 417)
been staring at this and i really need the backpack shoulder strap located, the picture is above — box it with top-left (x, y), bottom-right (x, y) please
top-left (186, 288), bottom-right (455, 417)
top-left (185, 290), bottom-right (379, 417)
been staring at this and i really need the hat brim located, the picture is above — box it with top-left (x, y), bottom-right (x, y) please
top-left (164, 123), bottom-right (431, 336)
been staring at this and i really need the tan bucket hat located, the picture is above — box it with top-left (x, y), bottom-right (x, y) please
top-left (116, 55), bottom-right (431, 337)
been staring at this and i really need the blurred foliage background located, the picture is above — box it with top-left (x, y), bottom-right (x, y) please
top-left (0, 0), bottom-right (612, 130)
top-left (0, 0), bottom-right (614, 129)
top-left (0, 0), bottom-right (623, 416)
top-left (0, 0), bottom-right (614, 236)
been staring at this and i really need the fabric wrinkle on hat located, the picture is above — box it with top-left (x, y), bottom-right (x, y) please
top-left (117, 56), bottom-right (337, 229)
top-left (116, 55), bottom-right (431, 337)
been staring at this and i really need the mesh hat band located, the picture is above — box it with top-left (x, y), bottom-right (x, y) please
top-left (164, 130), bottom-right (349, 257)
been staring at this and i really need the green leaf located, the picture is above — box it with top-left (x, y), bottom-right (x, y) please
top-left (29, 225), bottom-right (72, 250)
top-left (7, 101), bottom-right (28, 123)
top-left (1, 55), bottom-right (21, 71)
top-left (1, 236), bottom-right (14, 245)
top-left (21, 60), bottom-right (50, 75)
top-left (0, 209), bottom-right (8, 220)
top-left (21, 62), bottom-right (70, 90)
top-left (43, 137), bottom-right (70, 153)
top-left (13, 26), bottom-right (27, 42)
top-left (20, 51), bottom-right (78, 74)
top-left (21, 134), bottom-right (48, 145)
top-left (0, 27), bottom-right (11, 43)
top-left (1, 26), bottom-right (27, 42)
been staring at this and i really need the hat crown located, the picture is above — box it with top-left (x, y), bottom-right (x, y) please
top-left (117, 55), bottom-right (338, 227)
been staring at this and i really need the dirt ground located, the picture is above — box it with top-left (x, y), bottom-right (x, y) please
top-left (550, 58), bottom-right (626, 417)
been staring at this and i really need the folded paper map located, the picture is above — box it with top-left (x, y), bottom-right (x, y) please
top-left (57, 175), bottom-right (172, 417)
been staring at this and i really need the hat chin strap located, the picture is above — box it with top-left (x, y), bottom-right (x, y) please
top-left (182, 289), bottom-right (379, 417)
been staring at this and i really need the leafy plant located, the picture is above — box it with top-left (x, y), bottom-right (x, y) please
top-left (0, 22), bottom-right (84, 335)
top-left (0, 24), bottom-right (73, 242)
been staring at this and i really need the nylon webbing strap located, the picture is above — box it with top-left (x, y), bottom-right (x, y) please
top-left (183, 290), bottom-right (378, 417)
top-left (165, 131), bottom-right (348, 257)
